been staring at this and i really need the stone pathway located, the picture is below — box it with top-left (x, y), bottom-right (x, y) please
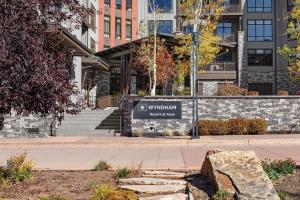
top-left (118, 170), bottom-right (189, 200)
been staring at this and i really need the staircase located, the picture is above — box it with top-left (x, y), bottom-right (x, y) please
top-left (56, 108), bottom-right (122, 137)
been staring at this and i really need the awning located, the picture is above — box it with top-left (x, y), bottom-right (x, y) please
top-left (82, 56), bottom-right (110, 70)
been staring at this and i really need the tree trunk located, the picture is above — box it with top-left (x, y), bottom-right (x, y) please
top-left (0, 114), bottom-right (4, 130)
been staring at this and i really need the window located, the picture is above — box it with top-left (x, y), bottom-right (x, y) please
top-left (148, 0), bottom-right (172, 13)
top-left (104, 15), bottom-right (110, 38)
top-left (216, 51), bottom-right (233, 62)
top-left (126, 20), bottom-right (132, 40)
top-left (248, 0), bottom-right (272, 12)
top-left (115, 17), bottom-right (121, 39)
top-left (126, 0), bottom-right (132, 11)
top-left (90, 38), bottom-right (96, 52)
top-left (248, 49), bottom-right (273, 66)
top-left (115, 0), bottom-right (122, 9)
top-left (104, 45), bottom-right (110, 50)
top-left (90, 5), bottom-right (96, 32)
top-left (217, 23), bottom-right (232, 36)
top-left (183, 25), bottom-right (193, 34)
top-left (248, 20), bottom-right (272, 41)
top-left (104, 0), bottom-right (110, 7)
top-left (148, 20), bottom-right (173, 34)
top-left (248, 83), bottom-right (273, 95)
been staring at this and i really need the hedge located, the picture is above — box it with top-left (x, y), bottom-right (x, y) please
top-left (199, 118), bottom-right (267, 135)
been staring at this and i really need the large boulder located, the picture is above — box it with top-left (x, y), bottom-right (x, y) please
top-left (201, 150), bottom-right (280, 200)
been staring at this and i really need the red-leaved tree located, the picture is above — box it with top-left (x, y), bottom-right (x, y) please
top-left (0, 0), bottom-right (89, 129)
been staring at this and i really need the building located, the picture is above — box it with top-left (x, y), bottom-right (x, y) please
top-left (98, 0), bottom-right (138, 51)
top-left (177, 0), bottom-right (300, 95)
top-left (138, 0), bottom-right (177, 37)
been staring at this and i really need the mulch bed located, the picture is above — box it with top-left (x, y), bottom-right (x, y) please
top-left (0, 170), bottom-right (116, 200)
top-left (273, 169), bottom-right (300, 200)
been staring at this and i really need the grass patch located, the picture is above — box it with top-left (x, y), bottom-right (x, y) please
top-left (278, 192), bottom-right (289, 200)
top-left (213, 190), bottom-right (232, 200)
top-left (89, 184), bottom-right (137, 200)
top-left (0, 152), bottom-right (34, 184)
top-left (94, 161), bottom-right (112, 171)
top-left (262, 158), bottom-right (296, 180)
top-left (116, 168), bottom-right (132, 179)
top-left (39, 195), bottom-right (68, 200)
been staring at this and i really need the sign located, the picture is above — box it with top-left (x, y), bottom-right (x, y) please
top-left (133, 101), bottom-right (182, 119)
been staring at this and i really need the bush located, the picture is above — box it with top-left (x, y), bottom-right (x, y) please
top-left (116, 168), bottom-right (132, 179)
top-left (39, 195), bottom-right (68, 200)
top-left (213, 191), bottom-right (232, 200)
top-left (277, 90), bottom-right (289, 96)
top-left (174, 87), bottom-right (191, 96)
top-left (218, 84), bottom-right (247, 96)
top-left (164, 128), bottom-right (174, 136)
top-left (133, 128), bottom-right (144, 137)
top-left (90, 184), bottom-right (137, 200)
top-left (94, 161), bottom-right (112, 171)
top-left (247, 118), bottom-right (268, 135)
top-left (262, 158), bottom-right (296, 180)
top-left (199, 118), bottom-right (268, 135)
top-left (247, 91), bottom-right (259, 96)
top-left (137, 90), bottom-right (147, 97)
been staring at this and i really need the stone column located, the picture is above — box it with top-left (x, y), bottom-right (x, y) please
top-left (130, 76), bottom-right (137, 95)
top-left (96, 71), bottom-right (111, 100)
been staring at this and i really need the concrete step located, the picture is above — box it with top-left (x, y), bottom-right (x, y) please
top-left (119, 178), bottom-right (187, 186)
top-left (143, 171), bottom-right (186, 179)
top-left (139, 193), bottom-right (188, 200)
top-left (119, 185), bottom-right (186, 194)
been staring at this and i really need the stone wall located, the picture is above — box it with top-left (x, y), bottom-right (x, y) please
top-left (96, 70), bottom-right (110, 100)
top-left (121, 96), bottom-right (300, 136)
top-left (0, 112), bottom-right (54, 138)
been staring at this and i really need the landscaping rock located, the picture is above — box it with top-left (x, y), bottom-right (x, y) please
top-left (139, 193), bottom-right (188, 200)
top-left (119, 178), bottom-right (186, 186)
top-left (119, 184), bottom-right (186, 194)
top-left (143, 170), bottom-right (186, 179)
top-left (201, 150), bottom-right (280, 200)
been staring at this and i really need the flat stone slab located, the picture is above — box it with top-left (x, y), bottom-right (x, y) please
top-left (119, 184), bottom-right (186, 194)
top-left (139, 193), bottom-right (188, 200)
top-left (119, 178), bottom-right (186, 185)
top-left (143, 171), bottom-right (186, 179)
top-left (202, 150), bottom-right (280, 200)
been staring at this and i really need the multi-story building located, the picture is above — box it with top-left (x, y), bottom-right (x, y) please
top-left (98, 0), bottom-right (138, 50)
top-left (178, 0), bottom-right (300, 95)
top-left (138, 0), bottom-right (177, 37)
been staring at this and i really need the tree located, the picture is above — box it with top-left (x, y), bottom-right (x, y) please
top-left (279, 0), bottom-right (300, 80)
top-left (0, 0), bottom-right (89, 129)
top-left (174, 0), bottom-right (224, 91)
top-left (135, 38), bottom-right (175, 95)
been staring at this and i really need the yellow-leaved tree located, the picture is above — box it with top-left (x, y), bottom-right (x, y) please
top-left (279, 0), bottom-right (300, 80)
top-left (174, 0), bottom-right (224, 92)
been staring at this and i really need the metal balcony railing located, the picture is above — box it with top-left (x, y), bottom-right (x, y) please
top-left (203, 3), bottom-right (242, 14)
top-left (204, 62), bottom-right (236, 71)
top-left (217, 33), bottom-right (237, 43)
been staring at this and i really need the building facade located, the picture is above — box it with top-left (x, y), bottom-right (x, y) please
top-left (98, 0), bottom-right (138, 51)
top-left (177, 0), bottom-right (300, 95)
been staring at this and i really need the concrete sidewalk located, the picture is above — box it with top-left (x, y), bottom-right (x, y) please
top-left (0, 135), bottom-right (299, 170)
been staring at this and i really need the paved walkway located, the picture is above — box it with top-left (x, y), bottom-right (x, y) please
top-left (0, 135), bottom-right (299, 170)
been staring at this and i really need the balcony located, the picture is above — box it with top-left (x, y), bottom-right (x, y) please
top-left (203, 3), bottom-right (242, 15)
top-left (218, 33), bottom-right (237, 44)
top-left (199, 62), bottom-right (237, 80)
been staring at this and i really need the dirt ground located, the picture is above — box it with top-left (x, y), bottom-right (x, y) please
top-left (273, 169), bottom-right (300, 200)
top-left (0, 170), bottom-right (116, 200)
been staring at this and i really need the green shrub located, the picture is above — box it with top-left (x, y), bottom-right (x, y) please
top-left (133, 128), bottom-right (144, 137)
top-left (164, 128), bottom-right (174, 136)
top-left (247, 118), bottom-right (268, 135)
top-left (137, 90), bottom-right (147, 97)
top-left (116, 168), bottom-right (132, 179)
top-left (90, 184), bottom-right (137, 200)
top-left (39, 195), bottom-right (68, 200)
top-left (199, 118), bottom-right (268, 135)
top-left (218, 84), bottom-right (247, 96)
top-left (278, 192), bottom-right (289, 200)
top-left (262, 158), bottom-right (296, 180)
top-left (213, 191), bottom-right (232, 200)
top-left (94, 161), bottom-right (112, 171)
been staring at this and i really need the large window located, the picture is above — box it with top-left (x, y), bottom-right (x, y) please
top-left (183, 25), bottom-right (193, 34)
top-left (248, 20), bottom-right (272, 41)
top-left (248, 49), bottom-right (273, 66)
top-left (148, 0), bottom-right (173, 13)
top-left (248, 0), bottom-right (272, 12)
top-left (217, 23), bottom-right (232, 36)
top-left (104, 16), bottom-right (110, 38)
top-left (104, 0), bottom-right (110, 7)
top-left (126, 20), bottom-right (132, 40)
top-left (115, 0), bottom-right (122, 9)
top-left (126, 0), bottom-right (132, 11)
top-left (148, 20), bottom-right (173, 34)
top-left (115, 17), bottom-right (121, 39)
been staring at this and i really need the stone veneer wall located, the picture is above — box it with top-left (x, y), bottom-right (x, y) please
top-left (120, 96), bottom-right (300, 136)
top-left (0, 112), bottom-right (54, 138)
top-left (96, 70), bottom-right (111, 100)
